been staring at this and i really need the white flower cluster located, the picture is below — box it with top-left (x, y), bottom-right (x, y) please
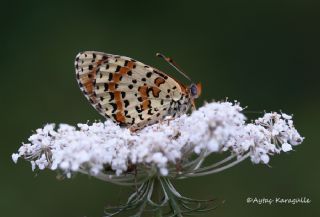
top-left (12, 102), bottom-right (303, 177)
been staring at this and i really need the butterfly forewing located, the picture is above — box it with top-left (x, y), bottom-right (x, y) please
top-left (75, 51), bottom-right (190, 130)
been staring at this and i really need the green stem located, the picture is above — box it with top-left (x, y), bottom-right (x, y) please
top-left (153, 177), bottom-right (163, 217)
top-left (161, 178), bottom-right (183, 217)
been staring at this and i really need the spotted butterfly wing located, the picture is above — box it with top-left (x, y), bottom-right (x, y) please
top-left (75, 51), bottom-right (194, 130)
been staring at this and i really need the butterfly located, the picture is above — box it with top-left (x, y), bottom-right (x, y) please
top-left (75, 51), bottom-right (201, 131)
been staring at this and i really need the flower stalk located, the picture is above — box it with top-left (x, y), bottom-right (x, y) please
top-left (103, 176), bottom-right (220, 217)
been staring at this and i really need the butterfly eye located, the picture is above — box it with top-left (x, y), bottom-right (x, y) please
top-left (190, 84), bottom-right (198, 97)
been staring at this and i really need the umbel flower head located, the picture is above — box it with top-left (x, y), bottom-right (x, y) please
top-left (13, 101), bottom-right (303, 216)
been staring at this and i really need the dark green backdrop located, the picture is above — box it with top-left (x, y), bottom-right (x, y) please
top-left (1, 1), bottom-right (319, 217)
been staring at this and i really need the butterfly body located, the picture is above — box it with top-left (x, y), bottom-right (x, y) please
top-left (75, 51), bottom-right (201, 130)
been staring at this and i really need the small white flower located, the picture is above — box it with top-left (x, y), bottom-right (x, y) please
top-left (160, 168), bottom-right (169, 176)
top-left (282, 143), bottom-right (293, 152)
top-left (194, 146), bottom-right (201, 154)
top-left (60, 161), bottom-right (69, 170)
top-left (35, 154), bottom-right (48, 170)
top-left (282, 113), bottom-right (292, 120)
top-left (207, 139), bottom-right (219, 152)
top-left (12, 153), bottom-right (19, 163)
top-left (152, 153), bottom-right (167, 164)
top-left (260, 154), bottom-right (270, 164)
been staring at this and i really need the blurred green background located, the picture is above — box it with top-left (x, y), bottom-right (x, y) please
top-left (1, 0), bottom-right (319, 216)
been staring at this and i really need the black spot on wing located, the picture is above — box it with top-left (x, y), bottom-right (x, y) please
top-left (109, 92), bottom-right (114, 102)
top-left (124, 100), bottom-right (130, 107)
top-left (104, 83), bottom-right (109, 91)
top-left (110, 103), bottom-right (117, 113)
top-left (146, 72), bottom-right (152, 78)
top-left (115, 65), bottom-right (121, 72)
top-left (121, 91), bottom-right (126, 98)
top-left (108, 73), bottom-right (113, 81)
top-left (135, 105), bottom-right (143, 113)
top-left (138, 114), bottom-right (144, 120)
top-left (147, 109), bottom-right (154, 115)
top-left (153, 70), bottom-right (168, 79)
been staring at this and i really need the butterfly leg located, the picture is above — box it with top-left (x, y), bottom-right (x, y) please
top-left (129, 121), bottom-right (150, 132)
top-left (129, 126), bottom-right (139, 133)
top-left (191, 100), bottom-right (197, 111)
top-left (164, 116), bottom-right (176, 126)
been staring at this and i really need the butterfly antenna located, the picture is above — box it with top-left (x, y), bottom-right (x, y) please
top-left (156, 53), bottom-right (192, 82)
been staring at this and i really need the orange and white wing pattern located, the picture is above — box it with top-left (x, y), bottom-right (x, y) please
top-left (75, 51), bottom-right (195, 130)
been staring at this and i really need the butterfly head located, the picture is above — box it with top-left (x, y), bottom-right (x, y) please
top-left (189, 83), bottom-right (202, 99)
